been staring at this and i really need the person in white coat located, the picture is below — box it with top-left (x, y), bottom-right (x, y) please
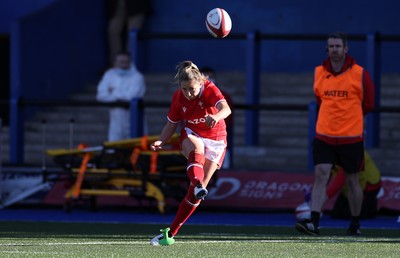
top-left (96, 51), bottom-right (146, 141)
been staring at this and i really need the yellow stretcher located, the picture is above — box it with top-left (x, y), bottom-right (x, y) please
top-left (47, 134), bottom-right (187, 214)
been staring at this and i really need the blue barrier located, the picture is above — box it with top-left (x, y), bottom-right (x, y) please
top-left (10, 21), bottom-right (23, 163)
top-left (129, 30), bottom-right (140, 71)
top-left (129, 98), bottom-right (144, 138)
top-left (365, 32), bottom-right (381, 148)
top-left (245, 31), bottom-right (261, 146)
top-left (10, 98), bottom-right (23, 163)
top-left (307, 102), bottom-right (317, 172)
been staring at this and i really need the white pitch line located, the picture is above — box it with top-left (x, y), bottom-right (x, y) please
top-left (0, 241), bottom-right (142, 246)
top-left (0, 240), bottom-right (302, 247)
top-left (0, 251), bottom-right (68, 255)
top-left (0, 238), bottom-right (396, 247)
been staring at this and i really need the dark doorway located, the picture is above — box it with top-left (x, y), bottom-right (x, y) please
top-left (0, 34), bottom-right (10, 126)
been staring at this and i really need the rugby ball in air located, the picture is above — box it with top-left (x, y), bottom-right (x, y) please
top-left (205, 8), bottom-right (232, 38)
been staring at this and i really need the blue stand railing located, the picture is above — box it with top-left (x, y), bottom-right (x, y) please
top-left (10, 21), bottom-right (23, 163)
top-left (130, 98), bottom-right (144, 138)
top-left (365, 32), bottom-right (381, 148)
top-left (307, 102), bottom-right (317, 172)
top-left (10, 98), bottom-right (24, 163)
top-left (129, 30), bottom-right (140, 71)
top-left (245, 31), bottom-right (261, 146)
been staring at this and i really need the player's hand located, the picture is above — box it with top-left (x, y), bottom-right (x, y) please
top-left (205, 115), bottom-right (218, 128)
top-left (150, 141), bottom-right (163, 151)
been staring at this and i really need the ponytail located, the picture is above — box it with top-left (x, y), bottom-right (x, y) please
top-left (174, 61), bottom-right (206, 85)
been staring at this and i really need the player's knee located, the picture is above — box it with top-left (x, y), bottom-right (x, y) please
top-left (346, 178), bottom-right (360, 190)
top-left (315, 167), bottom-right (331, 184)
top-left (188, 151), bottom-right (205, 166)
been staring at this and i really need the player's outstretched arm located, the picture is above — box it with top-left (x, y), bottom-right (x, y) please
top-left (150, 121), bottom-right (178, 151)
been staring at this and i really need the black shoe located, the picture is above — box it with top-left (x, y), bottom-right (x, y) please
top-left (194, 183), bottom-right (208, 200)
top-left (347, 221), bottom-right (361, 236)
top-left (295, 220), bottom-right (319, 236)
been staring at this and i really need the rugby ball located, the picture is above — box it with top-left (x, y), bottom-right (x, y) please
top-left (205, 8), bottom-right (232, 38)
top-left (295, 202), bottom-right (323, 221)
top-left (295, 202), bottom-right (311, 221)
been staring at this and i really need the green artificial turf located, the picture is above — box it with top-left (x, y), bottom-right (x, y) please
top-left (0, 221), bottom-right (399, 257)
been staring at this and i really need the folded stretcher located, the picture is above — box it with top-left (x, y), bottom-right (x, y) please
top-left (47, 134), bottom-right (188, 213)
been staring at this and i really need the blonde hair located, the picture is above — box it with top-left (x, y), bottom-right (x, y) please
top-left (174, 61), bottom-right (206, 85)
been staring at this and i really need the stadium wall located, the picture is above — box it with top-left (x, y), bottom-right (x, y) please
top-left (140, 0), bottom-right (400, 73)
top-left (1, 0), bottom-right (400, 97)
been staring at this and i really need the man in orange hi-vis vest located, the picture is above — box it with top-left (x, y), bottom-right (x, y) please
top-left (295, 32), bottom-right (375, 236)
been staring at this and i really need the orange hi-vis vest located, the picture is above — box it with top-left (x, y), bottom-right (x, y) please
top-left (314, 64), bottom-right (364, 138)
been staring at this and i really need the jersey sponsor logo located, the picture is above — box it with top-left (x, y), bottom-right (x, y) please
top-left (324, 90), bottom-right (348, 97)
top-left (182, 107), bottom-right (187, 113)
top-left (187, 116), bottom-right (207, 125)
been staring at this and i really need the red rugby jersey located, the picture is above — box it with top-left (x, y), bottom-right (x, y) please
top-left (167, 80), bottom-right (227, 140)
